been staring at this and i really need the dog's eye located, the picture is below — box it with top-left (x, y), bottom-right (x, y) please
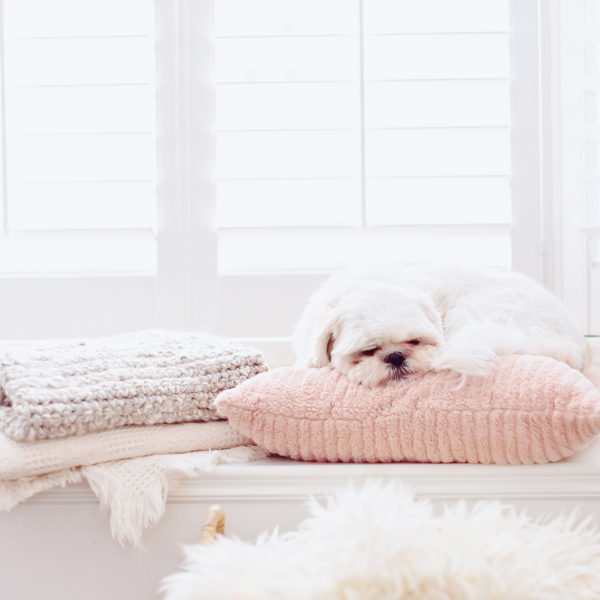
top-left (407, 339), bottom-right (421, 345)
top-left (361, 347), bottom-right (379, 356)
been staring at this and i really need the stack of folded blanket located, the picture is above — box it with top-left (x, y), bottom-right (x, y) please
top-left (0, 330), bottom-right (269, 545)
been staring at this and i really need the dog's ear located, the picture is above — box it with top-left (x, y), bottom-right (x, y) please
top-left (306, 323), bottom-right (335, 367)
top-left (294, 296), bottom-right (341, 368)
top-left (305, 300), bottom-right (341, 367)
top-left (419, 296), bottom-right (443, 332)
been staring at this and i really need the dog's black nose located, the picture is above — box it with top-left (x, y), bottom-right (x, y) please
top-left (384, 352), bottom-right (405, 368)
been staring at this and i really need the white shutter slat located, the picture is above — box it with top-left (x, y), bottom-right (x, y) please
top-left (8, 86), bottom-right (153, 133)
top-left (367, 177), bottom-right (510, 226)
top-left (4, 38), bottom-right (153, 86)
top-left (217, 131), bottom-right (360, 179)
top-left (367, 128), bottom-right (509, 177)
top-left (218, 179), bottom-right (360, 228)
top-left (5, 0), bottom-right (152, 37)
top-left (366, 34), bottom-right (509, 80)
top-left (10, 181), bottom-right (155, 230)
top-left (217, 83), bottom-right (356, 131)
top-left (8, 133), bottom-right (154, 182)
top-left (0, 230), bottom-right (155, 274)
top-left (366, 80), bottom-right (509, 128)
top-left (216, 37), bottom-right (356, 83)
top-left (219, 226), bottom-right (510, 273)
top-left (364, 0), bottom-right (508, 34)
top-left (216, 0), bottom-right (356, 37)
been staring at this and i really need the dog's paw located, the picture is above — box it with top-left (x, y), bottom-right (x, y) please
top-left (430, 344), bottom-right (495, 377)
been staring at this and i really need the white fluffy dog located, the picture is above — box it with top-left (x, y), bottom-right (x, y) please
top-left (293, 264), bottom-right (590, 387)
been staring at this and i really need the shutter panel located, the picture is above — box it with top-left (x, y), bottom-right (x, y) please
top-left (216, 0), bottom-right (511, 274)
top-left (0, 0), bottom-right (156, 273)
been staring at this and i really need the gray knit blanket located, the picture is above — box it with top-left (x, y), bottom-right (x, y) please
top-left (0, 330), bottom-right (266, 442)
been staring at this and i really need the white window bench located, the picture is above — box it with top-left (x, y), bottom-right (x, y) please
top-left (2, 441), bottom-right (600, 600)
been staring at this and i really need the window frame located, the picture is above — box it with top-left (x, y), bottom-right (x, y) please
top-left (538, 0), bottom-right (596, 333)
top-left (0, 0), bottom-right (581, 361)
top-left (154, 0), bottom-right (218, 332)
top-left (509, 0), bottom-right (545, 283)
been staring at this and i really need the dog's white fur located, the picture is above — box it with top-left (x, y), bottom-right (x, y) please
top-left (293, 264), bottom-right (590, 386)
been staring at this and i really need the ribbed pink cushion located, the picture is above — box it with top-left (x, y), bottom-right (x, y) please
top-left (216, 355), bottom-right (600, 464)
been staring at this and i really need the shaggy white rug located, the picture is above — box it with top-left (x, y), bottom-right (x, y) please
top-left (161, 482), bottom-right (600, 599)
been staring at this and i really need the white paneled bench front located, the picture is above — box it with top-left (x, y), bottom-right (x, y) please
top-left (2, 441), bottom-right (600, 600)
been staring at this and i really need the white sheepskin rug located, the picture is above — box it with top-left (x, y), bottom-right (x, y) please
top-left (160, 482), bottom-right (600, 599)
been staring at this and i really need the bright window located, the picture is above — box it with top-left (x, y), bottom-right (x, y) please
top-left (0, 0), bottom-right (157, 274)
top-left (0, 0), bottom-right (595, 359)
top-left (215, 0), bottom-right (511, 274)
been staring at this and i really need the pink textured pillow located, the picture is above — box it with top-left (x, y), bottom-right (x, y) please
top-left (216, 355), bottom-right (600, 464)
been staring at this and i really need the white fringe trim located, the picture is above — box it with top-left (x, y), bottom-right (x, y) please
top-left (83, 446), bottom-right (269, 547)
top-left (0, 468), bottom-right (82, 511)
top-left (0, 446), bottom-right (269, 547)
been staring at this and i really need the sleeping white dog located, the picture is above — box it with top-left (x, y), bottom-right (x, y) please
top-left (293, 264), bottom-right (591, 387)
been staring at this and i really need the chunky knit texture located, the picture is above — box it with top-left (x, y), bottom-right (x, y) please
top-left (0, 330), bottom-right (266, 442)
top-left (217, 355), bottom-right (600, 464)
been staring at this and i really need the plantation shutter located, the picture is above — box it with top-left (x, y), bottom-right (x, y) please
top-left (0, 0), bottom-right (157, 274)
top-left (215, 0), bottom-right (511, 274)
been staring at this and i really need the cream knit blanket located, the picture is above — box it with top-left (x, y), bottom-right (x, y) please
top-left (0, 330), bottom-right (266, 441)
top-left (0, 420), bottom-right (253, 479)
top-left (0, 421), bottom-right (269, 546)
